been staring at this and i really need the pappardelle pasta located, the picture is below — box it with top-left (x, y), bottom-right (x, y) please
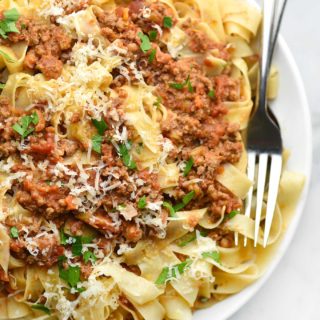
top-left (0, 0), bottom-right (304, 319)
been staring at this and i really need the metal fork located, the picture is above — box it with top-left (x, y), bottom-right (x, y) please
top-left (243, 0), bottom-right (288, 248)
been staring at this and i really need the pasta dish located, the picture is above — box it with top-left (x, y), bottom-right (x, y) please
top-left (0, 0), bottom-right (305, 319)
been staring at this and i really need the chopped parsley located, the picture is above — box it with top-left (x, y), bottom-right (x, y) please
top-left (178, 232), bottom-right (196, 247)
top-left (92, 118), bottom-right (108, 135)
top-left (0, 8), bottom-right (20, 39)
top-left (58, 256), bottom-right (81, 288)
top-left (208, 89), bottom-right (215, 99)
top-left (149, 29), bottom-right (157, 41)
top-left (202, 251), bottom-right (221, 264)
top-left (178, 230), bottom-right (208, 247)
top-left (4, 8), bottom-right (20, 21)
top-left (138, 32), bottom-right (152, 53)
top-left (163, 201), bottom-right (176, 217)
top-left (173, 190), bottom-right (195, 212)
top-left (155, 259), bottom-right (192, 285)
top-left (183, 157), bottom-right (194, 177)
top-left (169, 75), bottom-right (193, 93)
top-left (10, 226), bottom-right (19, 238)
top-left (0, 49), bottom-right (16, 63)
top-left (118, 142), bottom-right (137, 170)
top-left (153, 96), bottom-right (162, 108)
top-left (31, 304), bottom-right (51, 315)
top-left (0, 83), bottom-right (5, 89)
top-left (138, 196), bottom-right (147, 209)
top-left (92, 134), bottom-right (103, 154)
top-left (163, 16), bottom-right (173, 28)
top-left (224, 210), bottom-right (240, 221)
top-left (12, 112), bottom-right (39, 139)
top-left (83, 250), bottom-right (97, 264)
top-left (148, 48), bottom-right (156, 63)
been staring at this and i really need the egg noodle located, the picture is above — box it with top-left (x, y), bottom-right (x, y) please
top-left (0, 1), bottom-right (305, 320)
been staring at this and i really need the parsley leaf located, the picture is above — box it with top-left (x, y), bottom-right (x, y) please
top-left (92, 118), bottom-right (108, 135)
top-left (12, 112), bottom-right (39, 138)
top-left (118, 142), bottom-right (137, 170)
top-left (202, 251), bottom-right (221, 264)
top-left (148, 48), bottom-right (156, 63)
top-left (155, 259), bottom-right (192, 285)
top-left (183, 157), bottom-right (194, 177)
top-left (224, 210), bottom-right (240, 222)
top-left (178, 232), bottom-right (196, 247)
top-left (138, 32), bottom-right (152, 53)
top-left (228, 210), bottom-right (239, 219)
top-left (10, 226), bottom-right (19, 238)
top-left (138, 196), bottom-right (147, 209)
top-left (71, 236), bottom-right (83, 256)
top-left (0, 83), bottom-right (5, 89)
top-left (163, 201), bottom-right (176, 217)
top-left (149, 29), bottom-right (157, 41)
top-left (0, 49), bottom-right (16, 63)
top-left (4, 8), bottom-right (20, 21)
top-left (0, 8), bottom-right (20, 39)
top-left (153, 96), bottom-right (162, 108)
top-left (208, 89), bottom-right (215, 99)
top-left (83, 250), bottom-right (97, 264)
top-left (163, 16), bottom-right (173, 28)
top-left (59, 228), bottom-right (68, 245)
top-left (31, 304), bottom-right (51, 315)
top-left (173, 191), bottom-right (195, 212)
top-left (92, 134), bottom-right (103, 154)
top-left (169, 75), bottom-right (193, 93)
top-left (58, 256), bottom-right (81, 288)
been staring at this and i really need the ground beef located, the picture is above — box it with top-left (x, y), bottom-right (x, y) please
top-left (3, 18), bottom-right (72, 79)
top-left (16, 180), bottom-right (75, 219)
top-left (10, 235), bottom-right (64, 267)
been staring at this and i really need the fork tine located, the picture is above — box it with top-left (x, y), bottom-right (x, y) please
top-left (244, 152), bottom-right (256, 247)
top-left (263, 154), bottom-right (282, 247)
top-left (254, 153), bottom-right (268, 247)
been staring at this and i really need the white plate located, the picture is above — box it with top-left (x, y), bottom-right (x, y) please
top-left (194, 37), bottom-right (312, 320)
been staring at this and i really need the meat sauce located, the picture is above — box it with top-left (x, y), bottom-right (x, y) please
top-left (0, 0), bottom-right (242, 277)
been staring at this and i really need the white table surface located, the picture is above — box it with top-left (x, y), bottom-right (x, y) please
top-left (230, 1), bottom-right (320, 319)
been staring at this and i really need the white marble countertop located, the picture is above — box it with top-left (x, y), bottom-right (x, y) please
top-left (230, 0), bottom-right (320, 319)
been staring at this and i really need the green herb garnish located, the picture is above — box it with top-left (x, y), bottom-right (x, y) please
top-left (0, 49), bottom-right (16, 63)
top-left (118, 142), bottom-right (137, 170)
top-left (208, 89), bottom-right (215, 99)
top-left (12, 112), bottom-right (39, 138)
top-left (138, 32), bottom-right (152, 53)
top-left (58, 256), bottom-right (81, 288)
top-left (138, 196), bottom-right (147, 209)
top-left (148, 48), bottom-right (156, 63)
top-left (224, 210), bottom-right (240, 221)
top-left (83, 250), bottom-right (97, 264)
top-left (0, 8), bottom-right (20, 39)
top-left (183, 157), bottom-right (194, 177)
top-left (163, 201), bottom-right (176, 217)
top-left (155, 259), bottom-right (192, 285)
top-left (10, 226), bottom-right (19, 238)
top-left (153, 96), bottom-right (162, 108)
top-left (0, 83), bottom-right (5, 89)
top-left (173, 191), bottom-right (195, 212)
top-left (202, 251), bottom-right (221, 264)
top-left (31, 304), bottom-right (51, 315)
top-left (92, 134), bottom-right (103, 154)
top-left (149, 30), bottom-right (157, 41)
top-left (169, 75), bottom-right (193, 93)
top-left (92, 118), bottom-right (108, 135)
top-left (163, 16), bottom-right (173, 28)
top-left (178, 232), bottom-right (196, 247)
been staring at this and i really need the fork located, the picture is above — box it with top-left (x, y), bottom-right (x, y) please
top-left (243, 0), bottom-right (288, 248)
